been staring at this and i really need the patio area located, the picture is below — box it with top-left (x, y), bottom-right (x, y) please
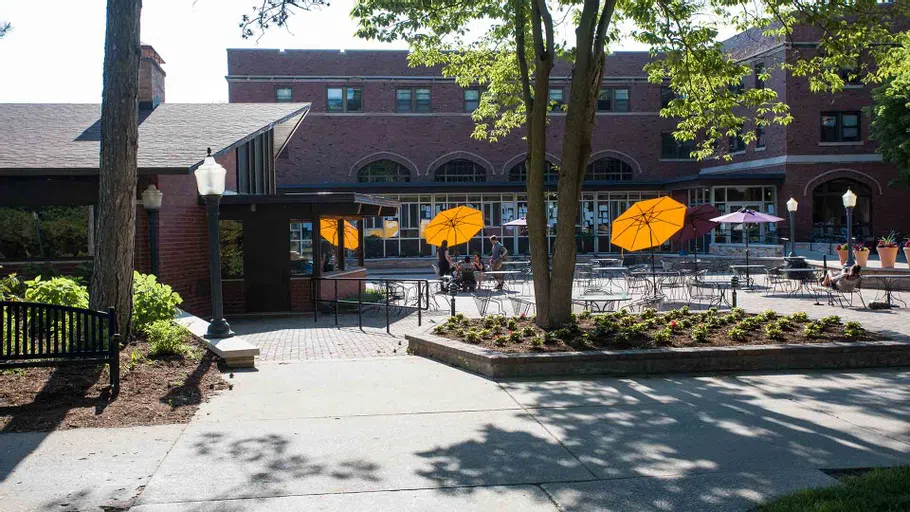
top-left (226, 266), bottom-right (910, 363)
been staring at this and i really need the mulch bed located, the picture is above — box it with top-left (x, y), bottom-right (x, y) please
top-left (0, 335), bottom-right (229, 433)
top-left (433, 309), bottom-right (885, 354)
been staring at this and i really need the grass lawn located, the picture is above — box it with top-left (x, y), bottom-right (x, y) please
top-left (759, 467), bottom-right (910, 511)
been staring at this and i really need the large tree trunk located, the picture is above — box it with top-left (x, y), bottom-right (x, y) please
top-left (526, 0), bottom-right (556, 328)
top-left (90, 0), bottom-right (142, 340)
top-left (548, 0), bottom-right (615, 327)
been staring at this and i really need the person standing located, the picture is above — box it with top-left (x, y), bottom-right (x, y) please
top-left (488, 235), bottom-right (508, 289)
top-left (438, 240), bottom-right (454, 277)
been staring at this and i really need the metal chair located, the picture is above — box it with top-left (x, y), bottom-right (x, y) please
top-left (764, 267), bottom-right (792, 296)
top-left (472, 289), bottom-right (504, 316)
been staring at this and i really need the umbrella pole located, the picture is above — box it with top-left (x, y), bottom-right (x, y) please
top-left (650, 231), bottom-right (657, 296)
top-left (692, 226), bottom-right (698, 272)
top-left (744, 224), bottom-right (750, 288)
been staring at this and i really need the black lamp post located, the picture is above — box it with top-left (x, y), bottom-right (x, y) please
top-left (141, 184), bottom-right (163, 276)
top-left (786, 197), bottom-right (798, 257)
top-left (843, 188), bottom-right (857, 269)
top-left (194, 148), bottom-right (233, 339)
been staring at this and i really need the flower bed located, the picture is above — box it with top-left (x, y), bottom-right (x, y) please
top-left (432, 308), bottom-right (882, 354)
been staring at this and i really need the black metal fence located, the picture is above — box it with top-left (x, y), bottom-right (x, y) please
top-left (0, 301), bottom-right (120, 394)
top-left (311, 278), bottom-right (433, 334)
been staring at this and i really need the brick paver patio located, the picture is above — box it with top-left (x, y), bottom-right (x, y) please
top-left (230, 276), bottom-right (910, 362)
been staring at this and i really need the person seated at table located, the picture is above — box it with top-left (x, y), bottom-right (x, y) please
top-left (821, 264), bottom-right (862, 291)
top-left (459, 256), bottom-right (478, 291)
top-left (471, 253), bottom-right (486, 272)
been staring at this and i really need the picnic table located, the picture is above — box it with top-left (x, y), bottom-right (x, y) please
top-left (866, 274), bottom-right (910, 308)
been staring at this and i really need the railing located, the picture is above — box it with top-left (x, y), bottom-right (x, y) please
top-left (1, 301), bottom-right (120, 394)
top-left (311, 278), bottom-right (433, 334)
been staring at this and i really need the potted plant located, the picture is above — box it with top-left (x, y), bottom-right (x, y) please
top-left (835, 242), bottom-right (850, 266)
top-left (877, 232), bottom-right (900, 268)
top-left (903, 239), bottom-right (910, 267)
top-left (853, 242), bottom-right (870, 266)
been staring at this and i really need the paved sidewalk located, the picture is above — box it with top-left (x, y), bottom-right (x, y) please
top-left (4, 358), bottom-right (907, 511)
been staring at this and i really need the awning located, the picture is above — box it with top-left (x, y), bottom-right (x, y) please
top-left (219, 192), bottom-right (399, 218)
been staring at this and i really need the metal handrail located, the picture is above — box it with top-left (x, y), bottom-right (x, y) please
top-left (310, 277), bottom-right (432, 334)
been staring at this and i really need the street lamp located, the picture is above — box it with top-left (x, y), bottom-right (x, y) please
top-left (141, 184), bottom-right (163, 276)
top-left (194, 148), bottom-right (233, 339)
top-left (842, 188), bottom-right (857, 269)
top-left (786, 197), bottom-right (798, 257)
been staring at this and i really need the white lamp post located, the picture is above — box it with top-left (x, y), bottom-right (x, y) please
top-left (842, 188), bottom-right (857, 269)
top-left (194, 148), bottom-right (233, 338)
top-left (786, 197), bottom-right (798, 257)
top-left (141, 184), bottom-right (163, 276)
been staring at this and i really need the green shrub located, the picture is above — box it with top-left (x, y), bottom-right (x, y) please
top-left (729, 307), bottom-right (745, 321)
top-left (653, 327), bottom-right (673, 345)
top-left (758, 309), bottom-right (778, 321)
top-left (24, 276), bottom-right (88, 308)
top-left (509, 331), bottom-right (521, 343)
top-left (775, 318), bottom-right (792, 330)
top-left (479, 328), bottom-right (493, 339)
top-left (530, 335), bottom-right (545, 348)
top-left (432, 325), bottom-right (447, 335)
top-left (578, 310), bottom-right (592, 320)
top-left (821, 315), bottom-right (842, 326)
top-left (506, 317), bottom-right (518, 331)
top-left (691, 324), bottom-right (709, 343)
top-left (493, 335), bottom-right (507, 346)
top-left (738, 317), bottom-right (762, 331)
top-left (464, 328), bottom-right (480, 344)
top-left (640, 308), bottom-right (657, 320)
top-left (788, 312), bottom-right (809, 322)
top-left (146, 320), bottom-right (191, 357)
top-left (765, 324), bottom-right (784, 340)
top-left (804, 321), bottom-right (824, 339)
top-left (132, 272), bottom-right (183, 333)
top-left (843, 321), bottom-right (865, 338)
top-left (521, 326), bottom-right (536, 337)
top-left (0, 272), bottom-right (25, 301)
top-left (727, 326), bottom-right (748, 341)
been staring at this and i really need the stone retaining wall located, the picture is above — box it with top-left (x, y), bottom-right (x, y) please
top-left (407, 332), bottom-right (910, 378)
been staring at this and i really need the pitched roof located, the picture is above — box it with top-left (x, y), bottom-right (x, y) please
top-left (0, 102), bottom-right (310, 175)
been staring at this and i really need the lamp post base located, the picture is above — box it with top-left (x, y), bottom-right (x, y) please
top-left (205, 317), bottom-right (234, 339)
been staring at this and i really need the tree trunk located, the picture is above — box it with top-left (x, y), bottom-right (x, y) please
top-left (548, 0), bottom-right (615, 327)
top-left (90, 0), bottom-right (142, 340)
top-left (526, 0), bottom-right (556, 328)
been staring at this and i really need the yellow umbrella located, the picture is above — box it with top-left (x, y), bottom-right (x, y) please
top-left (611, 196), bottom-right (686, 279)
top-left (320, 218), bottom-right (360, 250)
top-left (424, 206), bottom-right (484, 247)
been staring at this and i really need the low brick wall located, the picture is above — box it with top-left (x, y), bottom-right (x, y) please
top-left (222, 279), bottom-right (245, 315)
top-left (406, 332), bottom-right (910, 378)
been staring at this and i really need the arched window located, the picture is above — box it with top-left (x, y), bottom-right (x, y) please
top-left (434, 159), bottom-right (487, 182)
top-left (812, 178), bottom-right (873, 240)
top-left (357, 160), bottom-right (411, 183)
top-left (509, 161), bottom-right (559, 183)
top-left (585, 157), bottom-right (634, 181)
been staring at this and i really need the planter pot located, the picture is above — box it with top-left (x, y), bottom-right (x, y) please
top-left (904, 247), bottom-right (910, 266)
top-left (836, 249), bottom-right (849, 266)
top-left (879, 246), bottom-right (899, 268)
top-left (854, 250), bottom-right (869, 266)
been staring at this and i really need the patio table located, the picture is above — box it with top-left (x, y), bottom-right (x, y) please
top-left (780, 268), bottom-right (821, 297)
top-left (591, 267), bottom-right (630, 292)
top-left (572, 293), bottom-right (632, 312)
top-left (866, 274), bottom-right (910, 308)
top-left (630, 271), bottom-right (680, 296)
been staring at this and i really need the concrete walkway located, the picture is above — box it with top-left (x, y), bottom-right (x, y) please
top-left (3, 358), bottom-right (908, 511)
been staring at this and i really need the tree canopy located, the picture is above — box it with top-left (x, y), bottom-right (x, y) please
top-left (869, 33), bottom-right (910, 186)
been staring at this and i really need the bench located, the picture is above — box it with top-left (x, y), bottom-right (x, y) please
top-left (1, 301), bottom-right (120, 394)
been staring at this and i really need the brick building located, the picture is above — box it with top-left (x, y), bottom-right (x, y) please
top-left (0, 45), bottom-right (394, 317)
top-left (226, 26), bottom-right (906, 260)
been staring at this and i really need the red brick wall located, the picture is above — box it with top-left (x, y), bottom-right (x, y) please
top-left (156, 173), bottom-right (211, 317)
top-left (290, 277), bottom-right (313, 312)
top-left (223, 279), bottom-right (245, 315)
top-left (288, 269), bottom-right (368, 312)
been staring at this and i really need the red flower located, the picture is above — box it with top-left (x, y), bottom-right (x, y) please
top-left (669, 320), bottom-right (678, 329)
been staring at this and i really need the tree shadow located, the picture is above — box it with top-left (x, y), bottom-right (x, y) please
top-left (159, 349), bottom-right (223, 408)
top-left (1, 365), bottom-right (106, 482)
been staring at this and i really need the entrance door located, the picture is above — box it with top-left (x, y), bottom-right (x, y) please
top-left (243, 217), bottom-right (291, 312)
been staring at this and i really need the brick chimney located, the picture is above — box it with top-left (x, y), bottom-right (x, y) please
top-left (139, 44), bottom-right (166, 110)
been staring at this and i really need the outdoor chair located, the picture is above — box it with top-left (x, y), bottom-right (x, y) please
top-left (509, 296), bottom-right (536, 317)
top-left (815, 276), bottom-right (866, 309)
top-left (686, 275), bottom-right (722, 308)
top-left (764, 267), bottom-right (792, 296)
top-left (472, 289), bottom-right (504, 316)
top-left (624, 293), bottom-right (666, 313)
top-left (430, 263), bottom-right (451, 293)
top-left (659, 271), bottom-right (686, 301)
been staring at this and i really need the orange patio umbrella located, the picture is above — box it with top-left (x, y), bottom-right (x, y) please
top-left (424, 206), bottom-right (484, 247)
top-left (320, 218), bottom-right (360, 250)
top-left (611, 196), bottom-right (686, 285)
